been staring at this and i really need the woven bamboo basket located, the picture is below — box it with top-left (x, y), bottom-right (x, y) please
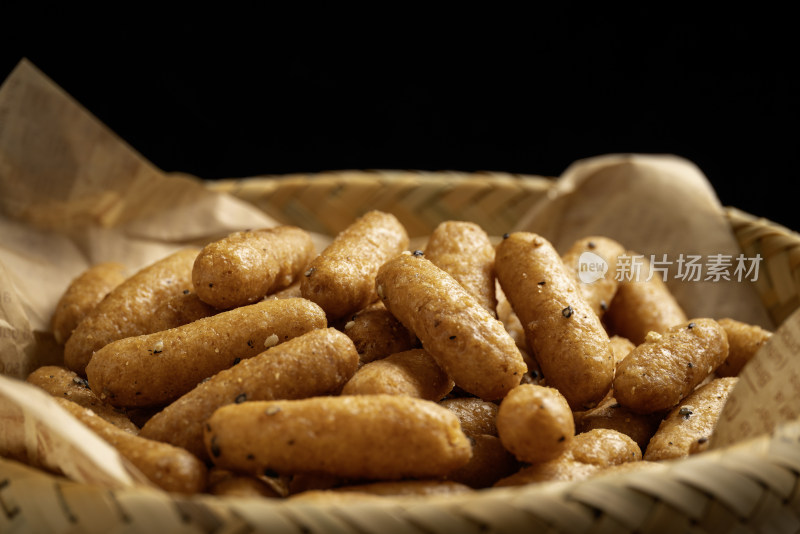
top-left (2, 169), bottom-right (800, 534)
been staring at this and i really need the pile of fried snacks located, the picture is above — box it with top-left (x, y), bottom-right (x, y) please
top-left (28, 211), bottom-right (771, 499)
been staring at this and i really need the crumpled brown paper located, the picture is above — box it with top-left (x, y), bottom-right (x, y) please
top-left (0, 58), bottom-right (797, 490)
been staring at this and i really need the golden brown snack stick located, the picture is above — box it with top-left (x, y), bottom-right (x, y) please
top-left (423, 220), bottom-right (497, 315)
top-left (375, 252), bottom-right (527, 401)
top-left (147, 290), bottom-right (218, 333)
top-left (341, 301), bottom-right (418, 365)
top-left (494, 428), bottom-right (641, 487)
top-left (54, 397), bottom-right (207, 494)
top-left (715, 318), bottom-right (772, 377)
top-left (51, 261), bottom-right (128, 345)
top-left (439, 397), bottom-right (499, 437)
top-left (140, 328), bottom-right (359, 461)
top-left (204, 395), bottom-right (472, 480)
top-left (494, 232), bottom-right (614, 410)
top-left (609, 335), bottom-right (636, 369)
top-left (568, 428), bottom-right (642, 467)
top-left (446, 434), bottom-right (520, 489)
top-left (614, 318), bottom-right (729, 414)
top-left (26, 365), bottom-right (139, 434)
top-left (603, 252), bottom-right (688, 345)
top-left (340, 348), bottom-right (453, 401)
top-left (86, 297), bottom-right (327, 408)
top-left (575, 395), bottom-right (665, 452)
top-left (561, 236), bottom-right (626, 318)
top-left (193, 225), bottom-right (316, 310)
top-left (301, 210), bottom-right (409, 320)
top-left (497, 384), bottom-right (575, 464)
top-left (64, 248), bottom-right (199, 376)
top-left (644, 377), bottom-right (738, 461)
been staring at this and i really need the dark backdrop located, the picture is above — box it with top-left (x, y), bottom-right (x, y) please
top-left (3, 7), bottom-right (797, 230)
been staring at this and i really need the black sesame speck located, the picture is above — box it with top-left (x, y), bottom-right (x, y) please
top-left (72, 376), bottom-right (89, 388)
top-left (233, 357), bottom-right (241, 365)
top-left (697, 437), bottom-right (708, 444)
top-left (562, 306), bottom-right (573, 318)
top-left (183, 289), bottom-right (190, 295)
top-left (538, 281), bottom-right (546, 286)
top-left (558, 435), bottom-right (566, 442)
top-left (587, 241), bottom-right (596, 249)
top-left (449, 335), bottom-right (457, 340)
top-left (208, 283), bottom-right (214, 288)
top-left (502, 233), bottom-right (510, 239)
top-left (688, 322), bottom-right (696, 329)
top-left (235, 393), bottom-right (247, 404)
top-left (413, 250), bottom-right (424, 257)
top-left (679, 407), bottom-right (693, 419)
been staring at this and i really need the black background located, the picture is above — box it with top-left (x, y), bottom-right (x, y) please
top-left (2, 7), bottom-right (797, 230)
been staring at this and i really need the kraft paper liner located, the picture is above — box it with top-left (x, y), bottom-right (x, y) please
top-left (0, 57), bottom-right (799, 531)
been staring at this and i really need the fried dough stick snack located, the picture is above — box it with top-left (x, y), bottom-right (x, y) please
top-left (51, 261), bottom-right (127, 345)
top-left (614, 318), bottom-right (729, 414)
top-left (342, 301), bottom-right (418, 365)
top-left (341, 348), bottom-right (454, 401)
top-left (86, 297), bottom-right (327, 408)
top-left (375, 252), bottom-right (527, 401)
top-left (715, 317), bottom-right (772, 377)
top-left (193, 225), bottom-right (316, 310)
top-left (54, 397), bottom-right (207, 494)
top-left (497, 384), bottom-right (575, 464)
top-left (644, 377), bottom-right (738, 461)
top-left (423, 221), bottom-right (497, 315)
top-left (494, 428), bottom-right (642, 487)
top-left (204, 395), bottom-right (472, 480)
top-left (603, 252), bottom-right (688, 345)
top-left (494, 233), bottom-right (614, 410)
top-left (561, 236), bottom-right (626, 318)
top-left (27, 365), bottom-right (139, 434)
top-left (64, 248), bottom-right (199, 376)
top-left (140, 328), bottom-right (359, 461)
top-left (301, 210), bottom-right (409, 320)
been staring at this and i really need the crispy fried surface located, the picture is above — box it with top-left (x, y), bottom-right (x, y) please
top-left (716, 318), bottom-right (772, 377)
top-left (301, 210), bottom-right (409, 320)
top-left (140, 328), bottom-right (358, 461)
top-left (56, 397), bottom-right (207, 494)
top-left (376, 252), bottom-right (526, 401)
top-left (86, 297), bottom-right (327, 407)
top-left (614, 318), bottom-right (730, 414)
top-left (204, 395), bottom-right (472, 480)
top-left (64, 248), bottom-right (199, 376)
top-left (495, 232), bottom-right (614, 410)
top-left (424, 221), bottom-right (497, 315)
top-left (644, 377), bottom-right (738, 461)
top-left (193, 226), bottom-right (316, 309)
top-left (51, 261), bottom-right (127, 345)
top-left (497, 384), bottom-right (574, 464)
top-left (341, 348), bottom-right (453, 401)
